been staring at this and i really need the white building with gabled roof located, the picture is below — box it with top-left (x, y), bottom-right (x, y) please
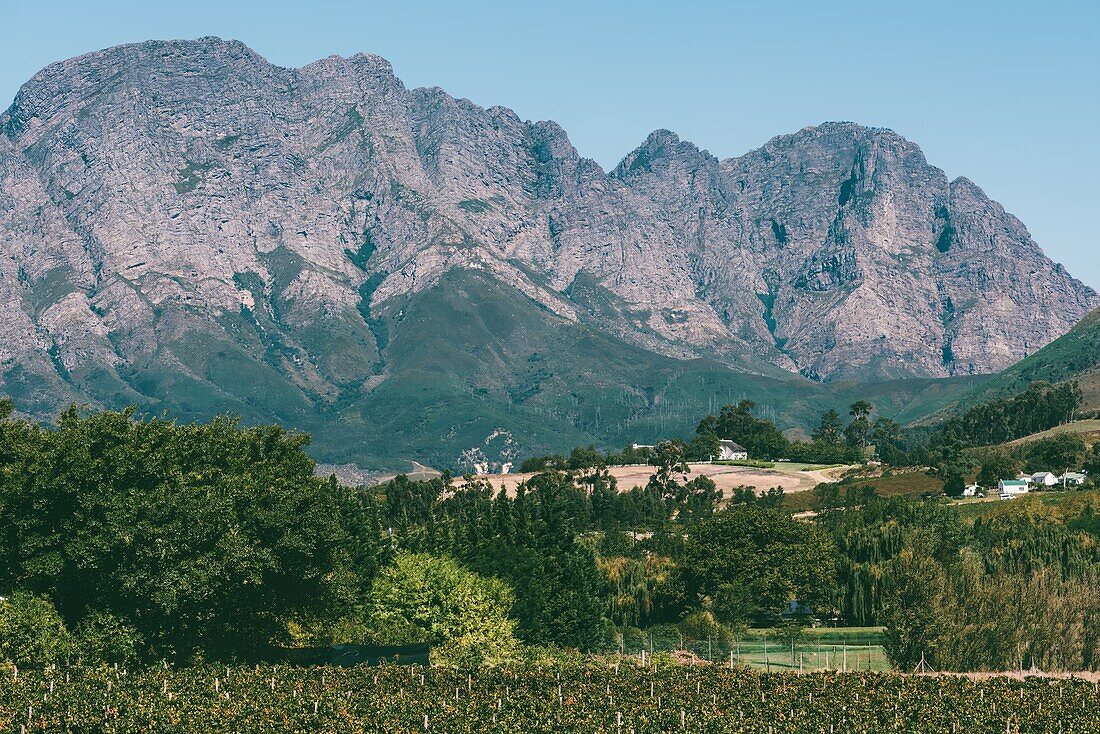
top-left (1031, 472), bottom-right (1058, 488)
top-left (718, 440), bottom-right (748, 461)
top-left (998, 479), bottom-right (1029, 500)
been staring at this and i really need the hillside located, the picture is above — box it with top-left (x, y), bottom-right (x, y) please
top-left (949, 308), bottom-right (1100, 414)
top-left (1006, 419), bottom-right (1100, 447)
top-left (1, 37), bottom-right (1093, 469)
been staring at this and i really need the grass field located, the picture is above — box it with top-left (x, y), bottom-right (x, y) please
top-left (953, 489), bottom-right (1100, 521)
top-left (620, 626), bottom-right (890, 673)
top-left (1007, 418), bottom-right (1100, 446)
top-left (781, 470), bottom-right (942, 513)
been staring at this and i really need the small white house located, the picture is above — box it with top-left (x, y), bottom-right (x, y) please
top-left (999, 479), bottom-right (1030, 500)
top-left (963, 484), bottom-right (980, 497)
top-left (1059, 472), bottom-right (1088, 487)
top-left (1031, 472), bottom-right (1059, 488)
top-left (717, 439), bottom-right (749, 461)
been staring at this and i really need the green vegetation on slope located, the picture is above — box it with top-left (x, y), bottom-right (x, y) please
top-left (0, 270), bottom-right (1001, 472)
top-left (950, 307), bottom-right (1100, 413)
top-left (311, 272), bottom-right (990, 469)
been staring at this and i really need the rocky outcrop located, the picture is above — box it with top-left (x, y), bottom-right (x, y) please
top-left (1, 37), bottom-right (1095, 422)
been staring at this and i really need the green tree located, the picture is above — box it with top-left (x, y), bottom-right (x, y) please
top-left (686, 433), bottom-right (720, 462)
top-left (568, 446), bottom-right (605, 472)
top-left (943, 473), bottom-right (966, 498)
top-left (681, 507), bottom-right (836, 624)
top-left (73, 612), bottom-right (144, 667)
top-left (977, 452), bottom-right (1021, 488)
top-left (812, 409), bottom-right (845, 446)
top-left (1025, 433), bottom-right (1087, 477)
top-left (704, 401), bottom-right (789, 459)
top-left (678, 610), bottom-right (729, 647)
top-left (1084, 445), bottom-right (1100, 484)
top-left (844, 401), bottom-right (874, 455)
top-left (0, 408), bottom-right (381, 660)
top-left (651, 440), bottom-right (689, 485)
top-left (366, 553), bottom-right (518, 664)
top-left (0, 592), bottom-right (71, 668)
top-left (879, 546), bottom-right (950, 670)
top-left (869, 417), bottom-right (907, 464)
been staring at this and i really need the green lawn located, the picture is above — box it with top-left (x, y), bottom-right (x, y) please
top-left (619, 626), bottom-right (891, 672)
top-left (771, 462), bottom-right (844, 473)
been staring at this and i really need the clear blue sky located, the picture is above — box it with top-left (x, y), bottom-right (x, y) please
top-left (2, 0), bottom-right (1097, 288)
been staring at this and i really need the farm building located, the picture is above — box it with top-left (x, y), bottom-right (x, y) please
top-left (963, 484), bottom-right (980, 497)
top-left (718, 440), bottom-right (749, 461)
top-left (1030, 472), bottom-right (1059, 488)
top-left (1059, 472), bottom-right (1088, 487)
top-left (999, 479), bottom-right (1030, 499)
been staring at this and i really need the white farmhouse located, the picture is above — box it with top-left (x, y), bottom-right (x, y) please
top-left (999, 479), bottom-right (1030, 499)
top-left (963, 484), bottom-right (980, 497)
top-left (1030, 472), bottom-right (1058, 488)
top-left (718, 440), bottom-right (749, 461)
top-left (1059, 471), bottom-right (1087, 487)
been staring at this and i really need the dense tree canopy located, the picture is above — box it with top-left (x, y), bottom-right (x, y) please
top-left (0, 407), bottom-right (381, 660)
top-left (681, 507), bottom-right (836, 624)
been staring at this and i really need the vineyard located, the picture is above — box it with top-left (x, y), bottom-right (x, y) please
top-left (3, 663), bottom-right (1099, 733)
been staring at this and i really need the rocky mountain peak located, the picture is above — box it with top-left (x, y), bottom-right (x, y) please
top-left (611, 129), bottom-right (716, 179)
top-left (1, 39), bottom-right (1095, 437)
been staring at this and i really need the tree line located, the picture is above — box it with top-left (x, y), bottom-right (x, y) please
top-left (2, 400), bottom-right (1099, 673)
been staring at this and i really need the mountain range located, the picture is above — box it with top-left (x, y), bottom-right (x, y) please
top-left (1, 37), bottom-right (1095, 470)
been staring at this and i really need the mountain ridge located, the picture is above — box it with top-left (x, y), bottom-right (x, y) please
top-left (1, 37), bottom-right (1095, 468)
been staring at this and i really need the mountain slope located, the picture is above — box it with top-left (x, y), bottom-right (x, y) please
top-left (0, 37), bottom-right (1094, 467)
top-left (950, 308), bottom-right (1100, 414)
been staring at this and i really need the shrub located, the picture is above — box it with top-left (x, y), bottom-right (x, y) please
top-left (73, 612), bottom-right (143, 667)
top-left (0, 592), bottom-right (71, 668)
top-left (366, 553), bottom-right (518, 665)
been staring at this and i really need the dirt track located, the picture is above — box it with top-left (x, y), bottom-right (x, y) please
top-left (465, 463), bottom-right (852, 498)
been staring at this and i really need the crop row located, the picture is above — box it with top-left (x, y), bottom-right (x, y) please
top-left (2, 663), bottom-right (1098, 732)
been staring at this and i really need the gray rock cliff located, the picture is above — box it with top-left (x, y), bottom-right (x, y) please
top-left (1, 37), bottom-right (1095, 420)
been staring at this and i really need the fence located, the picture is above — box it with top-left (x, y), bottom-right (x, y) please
top-left (614, 626), bottom-right (890, 672)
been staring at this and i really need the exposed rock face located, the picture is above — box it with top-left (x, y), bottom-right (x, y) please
top-left (1, 37), bottom-right (1095, 419)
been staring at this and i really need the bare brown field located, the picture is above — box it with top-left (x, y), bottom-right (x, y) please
top-left (463, 462), bottom-right (852, 498)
